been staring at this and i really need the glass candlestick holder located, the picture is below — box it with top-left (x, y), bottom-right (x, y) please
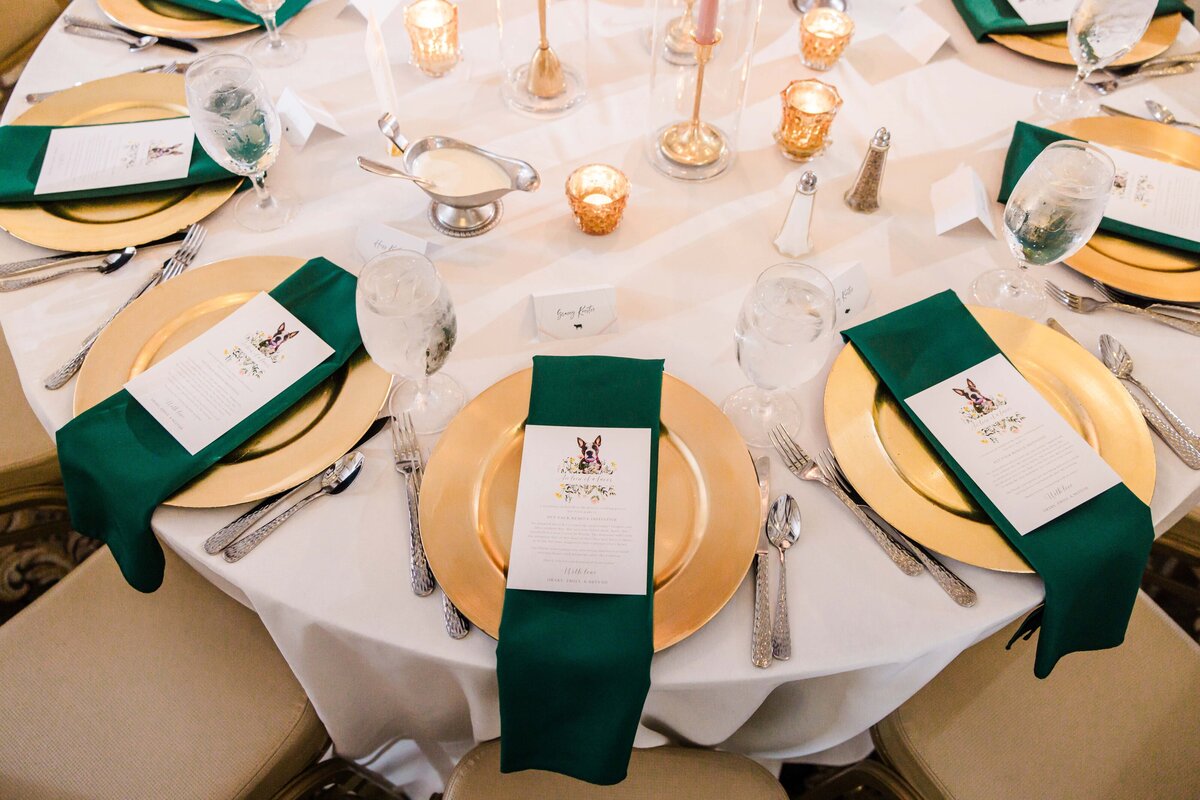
top-left (497, 0), bottom-right (588, 115)
top-left (405, 0), bottom-right (460, 77)
top-left (566, 164), bottom-right (630, 234)
top-left (800, 7), bottom-right (852, 70)
top-left (645, 0), bottom-right (764, 181)
top-left (774, 78), bottom-right (841, 162)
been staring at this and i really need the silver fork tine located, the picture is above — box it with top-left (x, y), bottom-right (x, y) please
top-left (1090, 280), bottom-right (1119, 303)
top-left (768, 427), bottom-right (799, 470)
top-left (817, 448), bottom-right (851, 494)
top-left (1043, 280), bottom-right (1076, 310)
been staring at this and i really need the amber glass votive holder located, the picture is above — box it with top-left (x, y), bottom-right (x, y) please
top-left (404, 0), bottom-right (460, 77)
top-left (775, 79), bottom-right (842, 162)
top-left (566, 164), bottom-right (630, 235)
top-left (800, 7), bottom-right (853, 71)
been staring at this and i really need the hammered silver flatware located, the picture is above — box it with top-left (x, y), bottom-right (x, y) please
top-left (770, 426), bottom-right (923, 577)
top-left (224, 453), bottom-right (365, 562)
top-left (751, 549), bottom-right (772, 669)
top-left (0, 229), bottom-right (187, 277)
top-left (1089, 280), bottom-right (1200, 317)
top-left (1100, 334), bottom-right (1200, 454)
top-left (766, 495), bottom-right (800, 661)
top-left (392, 412), bottom-right (435, 597)
top-left (26, 62), bottom-right (187, 104)
top-left (63, 16), bottom-right (158, 51)
top-left (1146, 99), bottom-right (1200, 132)
top-left (443, 594), bottom-right (470, 639)
top-left (43, 223), bottom-right (206, 390)
top-left (1045, 280), bottom-right (1200, 336)
top-left (0, 248), bottom-right (135, 292)
top-left (817, 448), bottom-right (978, 607)
top-left (1086, 63), bottom-right (1193, 94)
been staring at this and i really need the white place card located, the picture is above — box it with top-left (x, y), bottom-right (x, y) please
top-left (507, 425), bottom-right (652, 595)
top-left (35, 118), bottom-right (194, 196)
top-left (277, 88), bottom-right (347, 148)
top-left (342, 0), bottom-right (400, 21)
top-left (906, 354), bottom-right (1121, 535)
top-left (354, 222), bottom-right (429, 262)
top-left (532, 286), bottom-right (619, 340)
top-left (820, 261), bottom-right (871, 325)
top-left (126, 293), bottom-right (334, 455)
top-left (366, 7), bottom-right (401, 142)
top-left (1094, 143), bottom-right (1200, 245)
top-left (889, 6), bottom-right (951, 65)
top-left (931, 165), bottom-right (997, 238)
top-left (1008, 0), bottom-right (1075, 26)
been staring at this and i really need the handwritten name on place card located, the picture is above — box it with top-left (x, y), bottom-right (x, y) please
top-left (532, 286), bottom-right (619, 340)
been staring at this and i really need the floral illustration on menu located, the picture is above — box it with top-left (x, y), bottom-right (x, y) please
top-left (953, 378), bottom-right (1025, 445)
top-left (224, 323), bottom-right (300, 378)
top-left (555, 435), bottom-right (618, 504)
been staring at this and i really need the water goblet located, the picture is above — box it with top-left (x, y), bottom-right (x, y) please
top-left (1035, 0), bottom-right (1157, 119)
top-left (723, 263), bottom-right (836, 447)
top-left (185, 54), bottom-right (298, 231)
top-left (237, 0), bottom-right (306, 67)
top-left (356, 250), bottom-right (465, 435)
top-left (971, 140), bottom-right (1114, 319)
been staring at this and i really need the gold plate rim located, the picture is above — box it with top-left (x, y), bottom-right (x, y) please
top-left (0, 73), bottom-right (239, 252)
top-left (1054, 116), bottom-right (1200, 302)
top-left (419, 368), bottom-right (761, 651)
top-left (823, 305), bottom-right (1155, 574)
top-left (97, 0), bottom-right (257, 38)
top-left (989, 13), bottom-right (1181, 67)
top-left (72, 255), bottom-right (392, 508)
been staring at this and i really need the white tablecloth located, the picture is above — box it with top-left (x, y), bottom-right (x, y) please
top-left (3, 0), bottom-right (1199, 795)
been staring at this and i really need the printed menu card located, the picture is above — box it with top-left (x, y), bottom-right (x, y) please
top-left (125, 293), bottom-right (333, 455)
top-left (34, 118), bottom-right (195, 196)
top-left (1094, 143), bottom-right (1200, 245)
top-left (507, 425), bottom-right (652, 595)
top-left (906, 354), bottom-right (1121, 535)
top-left (1007, 0), bottom-right (1075, 25)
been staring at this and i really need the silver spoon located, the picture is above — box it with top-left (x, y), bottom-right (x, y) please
top-left (0, 248), bottom-right (135, 292)
top-left (356, 156), bottom-right (435, 189)
top-left (766, 494), bottom-right (800, 661)
top-left (1145, 99), bottom-right (1200, 132)
top-left (1099, 335), bottom-right (1200, 451)
top-left (223, 452), bottom-right (365, 562)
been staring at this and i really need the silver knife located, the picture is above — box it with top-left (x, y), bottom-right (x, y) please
top-left (752, 456), bottom-right (773, 667)
top-left (0, 230), bottom-right (187, 278)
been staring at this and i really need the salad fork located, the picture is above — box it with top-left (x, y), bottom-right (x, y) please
top-left (26, 62), bottom-right (187, 104)
top-left (769, 426), bottom-right (923, 576)
top-left (1044, 280), bottom-right (1200, 336)
top-left (1089, 280), bottom-right (1200, 318)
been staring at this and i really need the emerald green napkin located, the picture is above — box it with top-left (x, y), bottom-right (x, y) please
top-left (56, 257), bottom-right (363, 593)
top-left (1002, 121), bottom-right (1199, 255)
top-left (496, 355), bottom-right (664, 785)
top-left (0, 121), bottom-right (236, 204)
top-left (157, 0), bottom-right (312, 26)
top-left (843, 291), bottom-right (1153, 678)
top-left (951, 0), bottom-right (1191, 41)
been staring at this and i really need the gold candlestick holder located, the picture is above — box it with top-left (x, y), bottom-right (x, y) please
top-left (655, 31), bottom-right (727, 174)
top-left (663, 0), bottom-right (699, 65)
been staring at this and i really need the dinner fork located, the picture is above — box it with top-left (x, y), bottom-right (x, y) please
top-left (817, 448), bottom-right (977, 607)
top-left (769, 427), bottom-right (923, 576)
top-left (44, 224), bottom-right (206, 390)
top-left (1089, 280), bottom-right (1200, 318)
top-left (26, 62), bottom-right (186, 104)
top-left (1044, 280), bottom-right (1200, 336)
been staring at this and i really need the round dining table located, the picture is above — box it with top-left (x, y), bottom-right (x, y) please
top-left (3, 0), bottom-right (1199, 795)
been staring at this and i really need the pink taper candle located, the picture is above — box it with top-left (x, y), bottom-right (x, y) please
top-left (695, 0), bottom-right (719, 44)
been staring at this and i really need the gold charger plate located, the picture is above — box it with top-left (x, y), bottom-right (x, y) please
top-left (98, 0), bottom-right (256, 38)
top-left (1054, 117), bottom-right (1200, 302)
top-left (73, 255), bottom-right (391, 508)
top-left (0, 73), bottom-right (240, 252)
top-left (824, 306), bottom-right (1155, 574)
top-left (990, 13), bottom-right (1181, 67)
top-left (419, 369), bottom-right (761, 650)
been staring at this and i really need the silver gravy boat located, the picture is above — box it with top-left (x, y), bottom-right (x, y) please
top-left (370, 113), bottom-right (540, 237)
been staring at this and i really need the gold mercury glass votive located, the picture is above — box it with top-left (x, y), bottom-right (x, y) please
top-left (566, 164), bottom-right (630, 235)
top-left (775, 79), bottom-right (842, 162)
top-left (800, 7), bottom-right (854, 71)
top-left (404, 0), bottom-right (460, 77)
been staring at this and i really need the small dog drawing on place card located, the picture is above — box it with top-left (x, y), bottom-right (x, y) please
top-left (257, 323), bottom-right (299, 358)
top-left (953, 379), bottom-right (996, 415)
top-left (577, 435), bottom-right (602, 473)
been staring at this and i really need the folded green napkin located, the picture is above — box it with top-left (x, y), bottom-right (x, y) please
top-left (951, 0), bottom-right (1192, 41)
top-left (1002, 121), bottom-right (1199, 255)
top-left (496, 355), bottom-right (664, 785)
top-left (0, 121), bottom-right (237, 204)
top-left (158, 0), bottom-right (312, 26)
top-left (843, 291), bottom-right (1153, 678)
top-left (57, 257), bottom-right (363, 593)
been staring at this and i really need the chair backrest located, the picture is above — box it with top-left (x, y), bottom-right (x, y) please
top-left (0, 0), bottom-right (65, 78)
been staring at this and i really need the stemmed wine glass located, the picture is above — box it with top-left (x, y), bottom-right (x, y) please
top-left (185, 54), bottom-right (298, 231)
top-left (237, 0), bottom-right (306, 67)
top-left (723, 263), bottom-right (836, 447)
top-left (971, 141), bottom-right (1115, 319)
top-left (1035, 0), bottom-right (1157, 119)
top-left (356, 250), bottom-right (466, 435)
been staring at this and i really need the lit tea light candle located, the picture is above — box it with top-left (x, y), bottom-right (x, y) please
top-left (566, 164), bottom-right (630, 235)
top-left (774, 79), bottom-right (842, 162)
top-left (404, 0), bottom-right (460, 78)
top-left (800, 7), bottom-right (853, 71)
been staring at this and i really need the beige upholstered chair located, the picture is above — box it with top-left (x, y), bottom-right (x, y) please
top-left (0, 0), bottom-right (67, 105)
top-left (0, 545), bottom-right (329, 799)
top-left (441, 741), bottom-right (789, 800)
top-left (804, 593), bottom-right (1200, 800)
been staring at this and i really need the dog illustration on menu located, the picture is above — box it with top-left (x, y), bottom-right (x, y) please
top-left (577, 435), bottom-right (603, 473)
top-left (257, 323), bottom-right (299, 358)
top-left (953, 379), bottom-right (996, 415)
